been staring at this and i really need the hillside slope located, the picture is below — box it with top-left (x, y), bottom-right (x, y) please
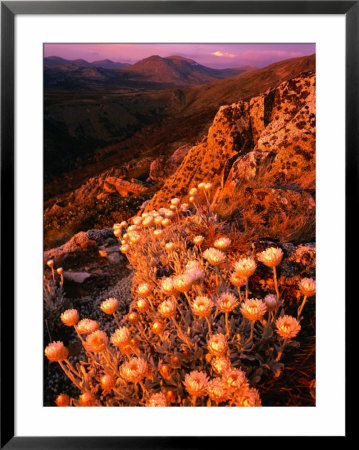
top-left (45, 54), bottom-right (315, 197)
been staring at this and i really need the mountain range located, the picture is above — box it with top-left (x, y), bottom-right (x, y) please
top-left (44, 54), bottom-right (255, 90)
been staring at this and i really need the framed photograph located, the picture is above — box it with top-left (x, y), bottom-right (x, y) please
top-left (1, 0), bottom-right (354, 446)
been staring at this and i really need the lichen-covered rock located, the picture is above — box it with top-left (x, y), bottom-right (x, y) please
top-left (147, 101), bottom-right (253, 209)
top-left (147, 73), bottom-right (315, 217)
top-left (149, 145), bottom-right (193, 181)
top-left (104, 177), bottom-right (147, 197)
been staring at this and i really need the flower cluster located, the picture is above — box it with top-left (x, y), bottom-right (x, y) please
top-left (45, 186), bottom-right (315, 407)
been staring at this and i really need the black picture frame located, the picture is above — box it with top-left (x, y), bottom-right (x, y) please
top-left (1, 1), bottom-right (355, 447)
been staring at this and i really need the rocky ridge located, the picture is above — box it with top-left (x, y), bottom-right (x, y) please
top-left (146, 72), bottom-right (316, 242)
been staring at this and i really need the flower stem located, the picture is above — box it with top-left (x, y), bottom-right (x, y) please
top-left (276, 338), bottom-right (287, 361)
top-left (59, 361), bottom-right (82, 390)
top-left (297, 295), bottom-right (307, 319)
top-left (113, 313), bottom-right (121, 328)
top-left (273, 266), bottom-right (280, 300)
top-left (205, 316), bottom-right (212, 335)
top-left (171, 317), bottom-right (192, 350)
top-left (225, 312), bottom-right (230, 337)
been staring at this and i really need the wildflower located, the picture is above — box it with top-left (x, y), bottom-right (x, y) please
top-left (211, 356), bottom-right (231, 376)
top-left (132, 216), bottom-right (143, 226)
top-left (55, 393), bottom-right (70, 407)
top-left (230, 273), bottom-right (247, 287)
top-left (207, 378), bottom-right (229, 403)
top-left (164, 210), bottom-right (175, 219)
top-left (204, 182), bottom-right (212, 191)
top-left (166, 390), bottom-right (176, 403)
top-left (44, 341), bottom-right (68, 362)
top-left (147, 392), bottom-right (168, 407)
top-left (193, 235), bottom-right (205, 246)
top-left (214, 237), bottom-right (231, 250)
top-left (223, 368), bottom-right (247, 391)
top-left (161, 218), bottom-right (171, 227)
top-left (79, 392), bottom-right (95, 406)
top-left (181, 203), bottom-right (190, 212)
top-left (161, 277), bottom-right (176, 295)
top-left (189, 196), bottom-right (195, 203)
top-left (241, 299), bottom-right (267, 322)
top-left (153, 229), bottom-right (163, 238)
top-left (159, 363), bottom-right (172, 379)
top-left (60, 309), bottom-right (79, 327)
top-left (188, 268), bottom-right (205, 282)
top-left (299, 278), bottom-right (316, 297)
top-left (185, 259), bottom-right (201, 271)
top-left (113, 223), bottom-right (121, 230)
top-left (275, 315), bottom-right (301, 339)
top-left (120, 221), bottom-right (128, 228)
top-left (56, 267), bottom-right (63, 275)
top-left (154, 215), bottom-right (164, 225)
top-left (203, 248), bottom-right (226, 266)
top-left (120, 244), bottom-right (130, 254)
top-left (183, 370), bottom-right (208, 397)
top-left (128, 312), bottom-right (139, 324)
top-left (129, 233), bottom-right (141, 244)
top-left (100, 374), bottom-right (115, 391)
top-left (171, 198), bottom-right (181, 206)
top-left (198, 182), bottom-right (206, 190)
top-left (192, 296), bottom-right (213, 318)
top-left (120, 357), bottom-right (148, 383)
top-left (151, 321), bottom-right (164, 335)
top-left (189, 187), bottom-right (198, 196)
top-left (137, 283), bottom-right (151, 297)
top-left (165, 242), bottom-right (175, 252)
top-left (173, 273), bottom-right (194, 293)
top-left (100, 297), bottom-right (119, 315)
top-left (234, 257), bottom-right (256, 278)
top-left (158, 299), bottom-right (176, 318)
top-left (111, 327), bottom-right (131, 348)
top-left (77, 319), bottom-right (99, 335)
top-left (217, 292), bottom-right (238, 313)
top-left (47, 259), bottom-right (54, 268)
top-left (170, 355), bottom-right (181, 369)
top-left (264, 294), bottom-right (279, 311)
top-left (258, 247), bottom-right (283, 267)
top-left (114, 229), bottom-right (121, 238)
top-left (207, 334), bottom-right (228, 357)
top-left (142, 216), bottom-right (154, 227)
top-left (86, 330), bottom-right (108, 353)
top-left (234, 388), bottom-right (262, 407)
top-left (136, 298), bottom-right (149, 313)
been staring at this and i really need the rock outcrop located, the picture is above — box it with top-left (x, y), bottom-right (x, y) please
top-left (146, 72), bottom-right (316, 241)
top-left (149, 144), bottom-right (192, 181)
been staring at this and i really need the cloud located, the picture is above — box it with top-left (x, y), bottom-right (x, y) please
top-left (211, 51), bottom-right (236, 58)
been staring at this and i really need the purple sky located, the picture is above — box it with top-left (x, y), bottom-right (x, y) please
top-left (44, 43), bottom-right (315, 69)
